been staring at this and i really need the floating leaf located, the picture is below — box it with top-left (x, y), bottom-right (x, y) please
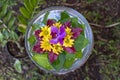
top-left (32, 53), bottom-right (53, 69)
top-left (75, 51), bottom-right (83, 58)
top-left (28, 35), bottom-right (36, 45)
top-left (64, 53), bottom-right (75, 68)
top-left (32, 24), bottom-right (41, 30)
top-left (59, 11), bottom-right (70, 23)
top-left (14, 59), bottom-right (22, 73)
top-left (71, 17), bottom-right (79, 27)
top-left (78, 23), bottom-right (85, 29)
top-left (42, 12), bottom-right (50, 24)
top-left (74, 35), bottom-right (89, 51)
top-left (52, 52), bottom-right (66, 71)
top-left (60, 11), bottom-right (70, 20)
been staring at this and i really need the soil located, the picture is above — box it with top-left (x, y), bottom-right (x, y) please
top-left (6, 38), bottom-right (27, 58)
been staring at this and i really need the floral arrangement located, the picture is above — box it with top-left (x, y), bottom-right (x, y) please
top-left (28, 11), bottom-right (89, 70)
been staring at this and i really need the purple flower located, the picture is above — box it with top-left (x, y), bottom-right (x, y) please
top-left (48, 52), bottom-right (58, 63)
top-left (47, 19), bottom-right (55, 26)
top-left (72, 28), bottom-right (82, 39)
top-left (50, 26), bottom-right (66, 45)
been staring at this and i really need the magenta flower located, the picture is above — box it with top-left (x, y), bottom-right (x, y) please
top-left (72, 28), bottom-right (82, 39)
top-left (63, 21), bottom-right (71, 28)
top-left (33, 42), bottom-right (44, 53)
top-left (48, 52), bottom-right (58, 63)
top-left (47, 19), bottom-right (55, 26)
top-left (34, 30), bottom-right (41, 40)
top-left (63, 47), bottom-right (76, 53)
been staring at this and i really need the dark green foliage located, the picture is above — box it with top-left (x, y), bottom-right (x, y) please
top-left (0, 4), bottom-right (18, 47)
top-left (18, 0), bottom-right (46, 33)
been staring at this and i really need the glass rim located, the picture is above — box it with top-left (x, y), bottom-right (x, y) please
top-left (25, 6), bottom-right (94, 75)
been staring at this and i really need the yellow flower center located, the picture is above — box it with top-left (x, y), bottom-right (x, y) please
top-left (63, 35), bottom-right (74, 47)
top-left (52, 43), bottom-right (63, 55)
top-left (40, 39), bottom-right (52, 51)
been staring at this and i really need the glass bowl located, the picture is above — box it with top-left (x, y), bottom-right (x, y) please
top-left (25, 6), bottom-right (94, 75)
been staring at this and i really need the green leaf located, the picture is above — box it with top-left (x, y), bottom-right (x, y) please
top-left (71, 17), bottom-right (78, 27)
top-left (20, 7), bottom-right (30, 19)
top-left (3, 29), bottom-right (9, 39)
top-left (8, 17), bottom-right (16, 28)
top-left (18, 26), bottom-right (26, 34)
top-left (32, 53), bottom-right (53, 70)
top-left (32, 24), bottom-right (41, 30)
top-left (24, 0), bottom-right (33, 12)
top-left (75, 51), bottom-right (83, 58)
top-left (30, 0), bottom-right (38, 7)
top-left (28, 35), bottom-right (36, 45)
top-left (3, 11), bottom-right (12, 22)
top-left (78, 23), bottom-right (85, 30)
top-left (74, 35), bottom-right (89, 51)
top-left (60, 11), bottom-right (70, 20)
top-left (64, 53), bottom-right (75, 68)
top-left (1, 40), bottom-right (7, 47)
top-left (42, 12), bottom-right (49, 24)
top-left (0, 32), bottom-right (3, 42)
top-left (52, 52), bottom-right (66, 71)
top-left (14, 59), bottom-right (22, 73)
top-left (18, 15), bottom-right (27, 25)
top-left (0, 4), bottom-right (8, 18)
top-left (10, 31), bottom-right (18, 40)
top-left (59, 18), bottom-right (71, 23)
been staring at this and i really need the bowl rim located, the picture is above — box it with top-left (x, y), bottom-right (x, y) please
top-left (25, 6), bottom-right (94, 75)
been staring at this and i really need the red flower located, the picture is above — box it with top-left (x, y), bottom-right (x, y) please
top-left (72, 28), bottom-right (82, 39)
top-left (48, 52), bottom-right (58, 63)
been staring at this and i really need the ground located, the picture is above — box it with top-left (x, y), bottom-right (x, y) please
top-left (0, 0), bottom-right (120, 80)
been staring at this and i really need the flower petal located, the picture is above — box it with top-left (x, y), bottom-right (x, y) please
top-left (72, 28), bottom-right (82, 39)
top-left (34, 30), bottom-right (41, 40)
top-left (58, 26), bottom-right (66, 39)
top-left (47, 19), bottom-right (55, 26)
top-left (59, 26), bottom-right (65, 34)
top-left (63, 21), bottom-right (71, 28)
top-left (33, 42), bottom-right (44, 53)
top-left (48, 52), bottom-right (58, 63)
top-left (63, 47), bottom-right (76, 53)
top-left (51, 26), bottom-right (59, 33)
top-left (50, 38), bottom-right (58, 44)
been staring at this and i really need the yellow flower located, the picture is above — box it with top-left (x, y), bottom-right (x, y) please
top-left (39, 26), bottom-right (51, 39)
top-left (53, 22), bottom-right (62, 28)
top-left (63, 35), bottom-right (74, 47)
top-left (52, 43), bottom-right (63, 55)
top-left (40, 39), bottom-right (52, 51)
top-left (65, 27), bottom-right (73, 36)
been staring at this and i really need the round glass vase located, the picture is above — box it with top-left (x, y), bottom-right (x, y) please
top-left (25, 6), bottom-right (94, 75)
